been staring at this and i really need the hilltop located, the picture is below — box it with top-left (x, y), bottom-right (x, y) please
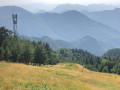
top-left (0, 61), bottom-right (120, 90)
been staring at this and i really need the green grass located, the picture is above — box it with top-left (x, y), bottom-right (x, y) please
top-left (0, 61), bottom-right (120, 90)
top-left (64, 63), bottom-right (78, 70)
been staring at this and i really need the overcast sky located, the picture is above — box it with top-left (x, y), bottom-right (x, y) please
top-left (1, 0), bottom-right (120, 6)
top-left (0, 0), bottom-right (120, 12)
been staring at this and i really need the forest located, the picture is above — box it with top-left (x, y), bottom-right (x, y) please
top-left (0, 27), bottom-right (120, 75)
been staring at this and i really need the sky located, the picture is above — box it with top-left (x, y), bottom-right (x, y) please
top-left (1, 0), bottom-right (120, 5)
top-left (0, 0), bottom-right (120, 12)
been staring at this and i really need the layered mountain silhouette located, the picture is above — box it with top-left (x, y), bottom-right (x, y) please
top-left (72, 36), bottom-right (111, 56)
top-left (0, 6), bottom-right (59, 39)
top-left (0, 6), bottom-right (120, 56)
top-left (51, 4), bottom-right (115, 13)
top-left (20, 36), bottom-right (72, 50)
top-left (37, 10), bottom-right (120, 42)
top-left (83, 8), bottom-right (120, 31)
top-left (20, 35), bottom-right (109, 56)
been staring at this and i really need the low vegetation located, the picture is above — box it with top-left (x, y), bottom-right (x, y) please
top-left (0, 61), bottom-right (120, 90)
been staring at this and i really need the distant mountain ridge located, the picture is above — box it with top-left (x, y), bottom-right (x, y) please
top-left (1, 6), bottom-right (120, 56)
top-left (51, 4), bottom-right (115, 13)
top-left (20, 35), bottom-right (111, 56)
top-left (0, 6), bottom-right (60, 39)
top-left (83, 8), bottom-right (120, 31)
top-left (20, 36), bottom-right (72, 50)
top-left (0, 6), bottom-right (119, 42)
top-left (73, 36), bottom-right (108, 56)
top-left (37, 10), bottom-right (120, 42)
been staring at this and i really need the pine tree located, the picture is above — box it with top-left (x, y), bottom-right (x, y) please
top-left (21, 42), bottom-right (32, 64)
top-left (45, 43), bottom-right (52, 64)
top-left (34, 44), bottom-right (48, 65)
top-left (0, 47), bottom-right (5, 60)
top-left (4, 46), bottom-right (11, 61)
top-left (0, 27), bottom-right (12, 47)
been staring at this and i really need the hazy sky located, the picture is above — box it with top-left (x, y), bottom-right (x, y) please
top-left (0, 0), bottom-right (120, 12)
top-left (1, 0), bottom-right (120, 5)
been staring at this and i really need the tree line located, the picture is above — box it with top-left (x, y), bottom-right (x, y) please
top-left (0, 27), bottom-right (56, 65)
top-left (0, 27), bottom-right (120, 75)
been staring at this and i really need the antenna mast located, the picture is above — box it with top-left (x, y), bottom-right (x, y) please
top-left (12, 14), bottom-right (17, 36)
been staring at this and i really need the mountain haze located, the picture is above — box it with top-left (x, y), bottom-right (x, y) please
top-left (83, 8), bottom-right (120, 31)
top-left (73, 36), bottom-right (109, 56)
top-left (20, 36), bottom-right (72, 50)
top-left (20, 35), bottom-right (112, 56)
top-left (0, 6), bottom-right (119, 42)
top-left (37, 10), bottom-right (120, 42)
top-left (51, 4), bottom-right (115, 13)
top-left (0, 6), bottom-right (59, 39)
top-left (1, 6), bottom-right (120, 56)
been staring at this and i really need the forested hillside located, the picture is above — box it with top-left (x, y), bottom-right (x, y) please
top-left (0, 27), bottom-right (56, 65)
top-left (20, 35), bottom-right (107, 56)
top-left (0, 27), bottom-right (120, 75)
top-left (0, 27), bottom-right (100, 68)
top-left (103, 48), bottom-right (120, 58)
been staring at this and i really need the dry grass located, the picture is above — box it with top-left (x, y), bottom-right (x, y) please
top-left (0, 61), bottom-right (120, 90)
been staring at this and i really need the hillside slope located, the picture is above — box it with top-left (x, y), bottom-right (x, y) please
top-left (103, 48), bottom-right (120, 58)
top-left (0, 61), bottom-right (120, 90)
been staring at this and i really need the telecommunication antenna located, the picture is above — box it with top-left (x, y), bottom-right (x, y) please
top-left (12, 14), bottom-right (17, 36)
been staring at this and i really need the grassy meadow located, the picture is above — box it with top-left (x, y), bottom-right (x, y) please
top-left (0, 61), bottom-right (120, 90)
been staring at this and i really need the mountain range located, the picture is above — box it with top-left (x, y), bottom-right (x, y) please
top-left (0, 6), bottom-right (120, 56)
top-left (19, 35), bottom-right (112, 56)
top-left (36, 10), bottom-right (120, 45)
top-left (51, 4), bottom-right (116, 13)
top-left (0, 6), bottom-right (59, 39)
top-left (83, 8), bottom-right (120, 31)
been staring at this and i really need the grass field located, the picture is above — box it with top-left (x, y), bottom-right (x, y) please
top-left (0, 61), bottom-right (120, 90)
